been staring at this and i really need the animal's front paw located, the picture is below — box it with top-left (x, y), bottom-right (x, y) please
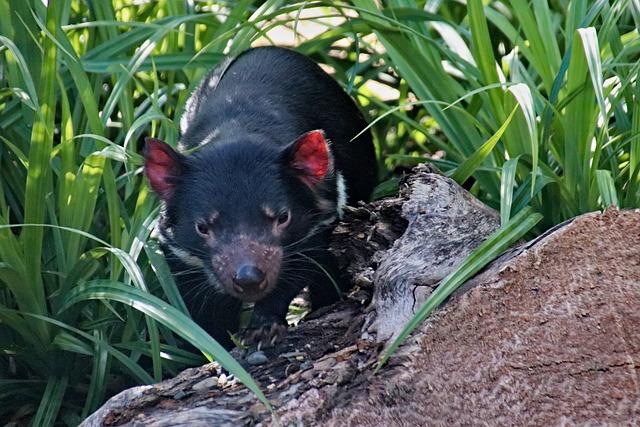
top-left (241, 321), bottom-right (287, 350)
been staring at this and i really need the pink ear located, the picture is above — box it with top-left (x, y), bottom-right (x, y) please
top-left (287, 130), bottom-right (333, 187)
top-left (143, 138), bottom-right (182, 200)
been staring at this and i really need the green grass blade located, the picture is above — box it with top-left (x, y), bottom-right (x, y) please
top-left (32, 375), bottom-right (68, 427)
top-left (508, 0), bottom-right (556, 92)
top-left (82, 332), bottom-right (110, 418)
top-left (500, 157), bottom-right (520, 226)
top-left (63, 153), bottom-right (107, 261)
top-left (82, 52), bottom-right (224, 73)
top-left (626, 71), bottom-right (640, 206)
top-left (532, 0), bottom-right (562, 75)
top-left (565, 0), bottom-right (587, 47)
top-left (511, 173), bottom-right (560, 218)
top-left (147, 315), bottom-right (163, 382)
top-left (209, 0), bottom-right (253, 52)
top-left (116, 341), bottom-right (204, 366)
top-left (563, 28), bottom-right (598, 212)
top-left (58, 281), bottom-right (273, 412)
top-left (595, 169), bottom-right (619, 207)
top-left (577, 28), bottom-right (607, 118)
top-left (0, 35), bottom-right (39, 109)
top-left (468, 0), bottom-right (504, 117)
top-left (52, 331), bottom-right (93, 356)
top-left (20, 0), bottom-right (61, 345)
top-left (450, 106), bottom-right (518, 184)
top-left (10, 309), bottom-right (155, 384)
top-left (0, 304), bottom-right (39, 346)
top-left (145, 239), bottom-right (189, 314)
top-left (81, 18), bottom-right (170, 60)
top-left (507, 83), bottom-right (539, 191)
top-left (230, 0), bottom-right (285, 52)
top-left (3, 0), bottom-right (43, 101)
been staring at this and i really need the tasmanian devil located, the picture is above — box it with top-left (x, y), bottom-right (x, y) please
top-left (144, 46), bottom-right (376, 350)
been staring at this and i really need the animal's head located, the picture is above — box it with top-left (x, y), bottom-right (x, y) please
top-left (143, 130), bottom-right (337, 302)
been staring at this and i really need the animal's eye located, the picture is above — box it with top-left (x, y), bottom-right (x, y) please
top-left (195, 220), bottom-right (209, 236)
top-left (276, 210), bottom-right (291, 227)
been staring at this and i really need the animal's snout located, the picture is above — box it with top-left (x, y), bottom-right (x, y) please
top-left (212, 236), bottom-right (282, 302)
top-left (232, 264), bottom-right (266, 292)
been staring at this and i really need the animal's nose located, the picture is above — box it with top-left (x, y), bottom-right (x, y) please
top-left (232, 264), bottom-right (266, 289)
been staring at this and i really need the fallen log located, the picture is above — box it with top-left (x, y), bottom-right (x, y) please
top-left (83, 165), bottom-right (640, 426)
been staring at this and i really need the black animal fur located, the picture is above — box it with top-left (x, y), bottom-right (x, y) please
top-left (144, 46), bottom-right (376, 349)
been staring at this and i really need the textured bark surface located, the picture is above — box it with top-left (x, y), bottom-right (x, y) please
top-left (367, 164), bottom-right (499, 341)
top-left (329, 208), bottom-right (640, 426)
top-left (82, 166), bottom-right (640, 426)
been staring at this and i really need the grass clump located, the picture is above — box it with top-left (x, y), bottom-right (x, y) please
top-left (0, 0), bottom-right (288, 423)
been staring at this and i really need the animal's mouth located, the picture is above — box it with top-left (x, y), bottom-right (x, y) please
top-left (210, 237), bottom-right (282, 302)
top-left (228, 280), bottom-right (273, 302)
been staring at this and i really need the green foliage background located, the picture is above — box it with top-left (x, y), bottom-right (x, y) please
top-left (0, 0), bottom-right (638, 424)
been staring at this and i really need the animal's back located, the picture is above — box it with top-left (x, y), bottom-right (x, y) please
top-left (180, 46), bottom-right (376, 203)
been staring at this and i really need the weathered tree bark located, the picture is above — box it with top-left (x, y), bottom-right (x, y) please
top-left (83, 165), bottom-right (640, 426)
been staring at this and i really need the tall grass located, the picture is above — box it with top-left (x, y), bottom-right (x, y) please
top-left (348, 0), bottom-right (640, 230)
top-left (0, 0), bottom-right (302, 424)
top-left (1, 0), bottom-right (638, 424)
